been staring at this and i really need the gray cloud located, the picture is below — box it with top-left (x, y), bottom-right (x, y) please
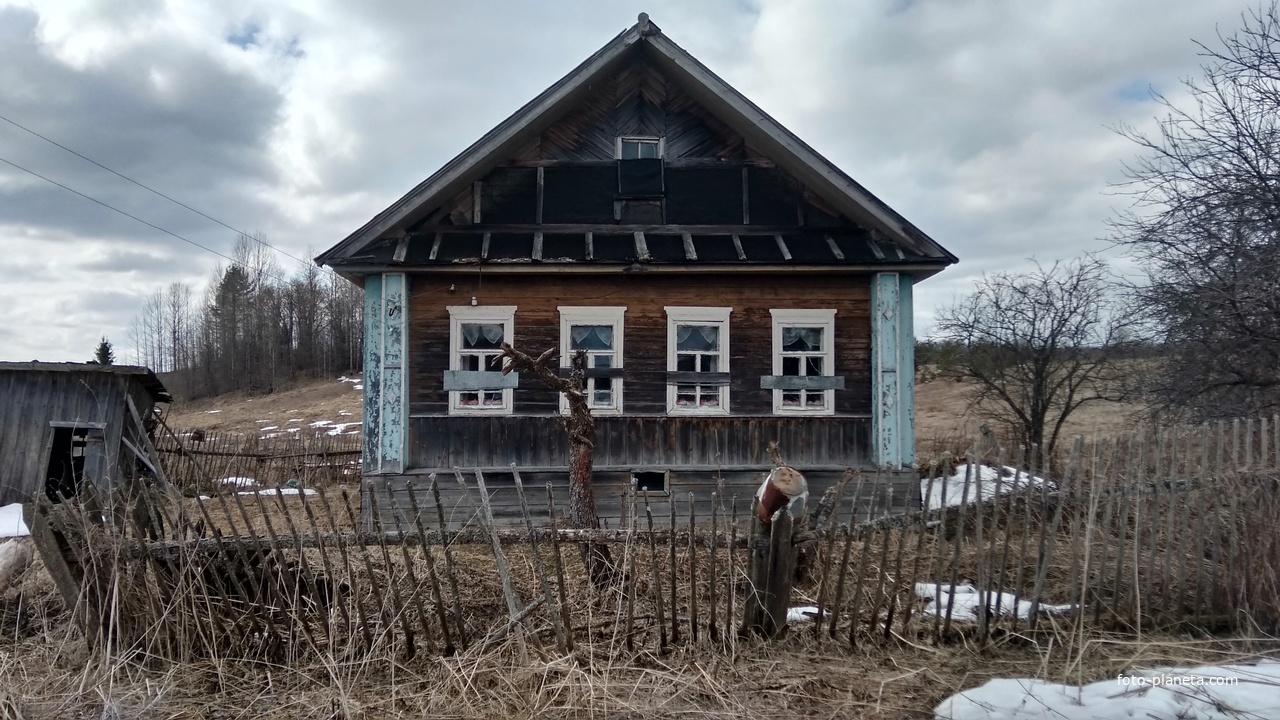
top-left (0, 0), bottom-right (1257, 361)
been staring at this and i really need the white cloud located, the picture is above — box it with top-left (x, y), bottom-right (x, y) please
top-left (0, 0), bottom-right (1256, 358)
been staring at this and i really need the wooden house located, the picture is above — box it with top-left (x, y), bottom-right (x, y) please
top-left (316, 14), bottom-right (958, 524)
top-left (0, 362), bottom-right (171, 506)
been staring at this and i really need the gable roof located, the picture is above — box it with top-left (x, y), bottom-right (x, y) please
top-left (315, 13), bottom-right (957, 268)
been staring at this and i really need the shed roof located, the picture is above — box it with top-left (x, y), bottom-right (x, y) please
top-left (0, 362), bottom-right (171, 403)
top-left (316, 14), bottom-right (957, 270)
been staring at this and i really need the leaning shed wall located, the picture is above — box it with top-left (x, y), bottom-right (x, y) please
top-left (0, 366), bottom-right (163, 506)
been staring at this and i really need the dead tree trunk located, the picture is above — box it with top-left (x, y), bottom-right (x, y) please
top-left (498, 343), bottom-right (615, 586)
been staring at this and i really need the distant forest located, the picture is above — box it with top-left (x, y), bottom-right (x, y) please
top-left (129, 236), bottom-right (364, 399)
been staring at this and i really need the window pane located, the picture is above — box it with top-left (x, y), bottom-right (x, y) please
top-left (676, 355), bottom-right (696, 372)
top-left (593, 355), bottom-right (612, 369)
top-left (620, 141), bottom-right (639, 160)
top-left (482, 391), bottom-right (502, 405)
top-left (593, 388), bottom-right (612, 405)
top-left (462, 323), bottom-right (504, 350)
top-left (702, 355), bottom-right (718, 373)
top-left (805, 392), bottom-right (825, 408)
top-left (806, 357), bottom-right (824, 375)
top-left (460, 391), bottom-right (479, 405)
top-left (782, 391), bottom-right (801, 406)
top-left (676, 325), bottom-right (719, 352)
top-left (782, 326), bottom-right (823, 352)
top-left (461, 355), bottom-right (480, 372)
top-left (638, 141), bottom-right (659, 159)
top-left (782, 356), bottom-right (800, 376)
top-left (698, 391), bottom-right (720, 407)
top-left (570, 324), bottom-right (612, 351)
top-left (676, 386), bottom-right (696, 405)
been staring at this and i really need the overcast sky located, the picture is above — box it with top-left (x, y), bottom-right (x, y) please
top-left (0, 0), bottom-right (1256, 363)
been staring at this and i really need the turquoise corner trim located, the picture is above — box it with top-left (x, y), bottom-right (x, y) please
top-left (871, 272), bottom-right (916, 469)
top-left (897, 274), bottom-right (915, 466)
top-left (379, 273), bottom-right (407, 473)
top-left (362, 275), bottom-right (383, 473)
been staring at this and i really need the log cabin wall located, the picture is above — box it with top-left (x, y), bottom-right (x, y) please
top-left (406, 272), bottom-right (872, 418)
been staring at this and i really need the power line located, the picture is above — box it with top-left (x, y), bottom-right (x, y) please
top-left (0, 111), bottom-right (327, 273)
top-left (0, 154), bottom-right (303, 286)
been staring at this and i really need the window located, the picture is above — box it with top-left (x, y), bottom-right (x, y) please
top-left (666, 306), bottom-right (731, 415)
top-left (559, 307), bottom-right (626, 415)
top-left (617, 136), bottom-right (663, 159)
top-left (770, 309), bottom-right (836, 415)
top-left (617, 136), bottom-right (665, 197)
top-left (448, 306), bottom-right (516, 414)
top-left (632, 471), bottom-right (669, 495)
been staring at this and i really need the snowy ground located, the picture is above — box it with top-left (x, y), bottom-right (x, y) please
top-left (0, 504), bottom-right (29, 537)
top-left (935, 661), bottom-right (1280, 720)
top-left (915, 583), bottom-right (1073, 623)
top-left (922, 464), bottom-right (1052, 511)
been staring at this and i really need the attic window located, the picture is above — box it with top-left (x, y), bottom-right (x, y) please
top-left (618, 137), bottom-right (665, 197)
top-left (617, 137), bottom-right (663, 159)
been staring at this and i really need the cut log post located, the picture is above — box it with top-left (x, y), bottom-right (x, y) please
top-left (743, 494), bottom-right (803, 638)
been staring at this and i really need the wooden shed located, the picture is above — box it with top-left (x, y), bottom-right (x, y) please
top-left (0, 362), bottom-right (171, 506)
top-left (316, 14), bottom-right (958, 524)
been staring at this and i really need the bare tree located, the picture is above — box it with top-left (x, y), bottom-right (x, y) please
top-left (933, 257), bottom-right (1133, 460)
top-left (1113, 3), bottom-right (1280, 419)
top-left (496, 343), bottom-right (615, 586)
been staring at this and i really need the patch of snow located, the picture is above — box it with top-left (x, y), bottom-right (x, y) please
top-left (338, 410), bottom-right (352, 416)
top-left (0, 504), bottom-right (29, 538)
top-left (922, 464), bottom-right (1051, 511)
top-left (262, 433), bottom-right (278, 438)
top-left (260, 426), bottom-right (278, 431)
top-left (915, 583), bottom-right (1073, 623)
top-left (197, 495), bottom-right (211, 501)
top-left (287, 418), bottom-right (303, 423)
top-left (238, 488), bottom-right (317, 497)
top-left (309, 420), bottom-right (333, 427)
top-left (338, 376), bottom-right (362, 384)
top-left (205, 409), bottom-right (221, 414)
top-left (326, 421), bottom-right (362, 436)
top-left (286, 428), bottom-right (300, 433)
top-left (219, 476), bottom-right (257, 488)
top-left (934, 660), bottom-right (1280, 720)
top-left (787, 606), bottom-right (819, 623)
top-left (353, 384), bottom-right (364, 390)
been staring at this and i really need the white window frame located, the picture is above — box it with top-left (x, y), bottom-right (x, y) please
top-left (666, 306), bottom-right (731, 416)
top-left (616, 135), bottom-right (665, 159)
top-left (558, 306), bottom-right (626, 416)
top-left (447, 305), bottom-right (516, 415)
top-left (770, 309), bottom-right (837, 416)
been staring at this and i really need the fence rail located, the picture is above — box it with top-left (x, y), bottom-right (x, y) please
top-left (28, 416), bottom-right (1280, 663)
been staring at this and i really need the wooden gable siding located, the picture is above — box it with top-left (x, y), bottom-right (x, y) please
top-left (512, 57), bottom-right (744, 163)
top-left (406, 272), bottom-right (872, 417)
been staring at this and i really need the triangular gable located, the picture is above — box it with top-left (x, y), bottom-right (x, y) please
top-left (316, 14), bottom-right (956, 266)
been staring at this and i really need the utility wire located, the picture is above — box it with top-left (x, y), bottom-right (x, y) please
top-left (0, 154), bottom-right (302, 286)
top-left (0, 111), bottom-right (327, 273)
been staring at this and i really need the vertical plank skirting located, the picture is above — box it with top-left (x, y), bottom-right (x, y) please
top-left (871, 273), bottom-right (915, 469)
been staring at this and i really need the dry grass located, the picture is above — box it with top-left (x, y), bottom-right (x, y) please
top-left (916, 373), bottom-right (1143, 447)
top-left (164, 378), bottom-right (363, 435)
top-left (4, 543), bottom-right (1275, 720)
